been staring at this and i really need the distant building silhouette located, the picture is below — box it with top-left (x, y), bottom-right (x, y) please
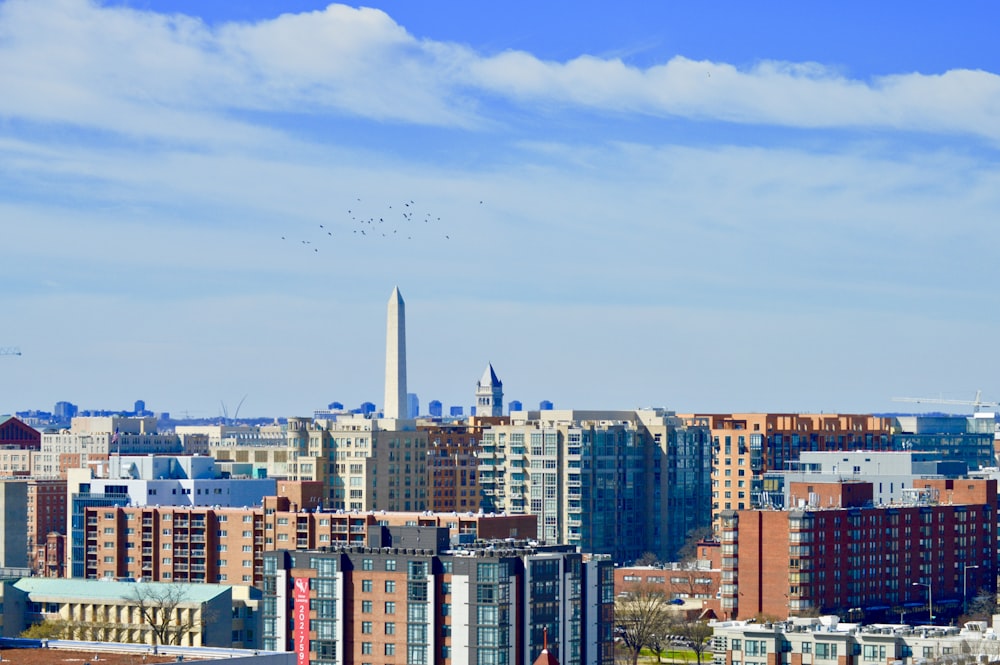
top-left (53, 401), bottom-right (77, 421)
top-left (328, 401), bottom-right (343, 411)
top-left (508, 400), bottom-right (523, 413)
top-left (428, 400), bottom-right (443, 418)
top-left (359, 402), bottom-right (376, 416)
top-left (449, 406), bottom-right (464, 417)
top-left (539, 400), bottom-right (553, 410)
top-left (407, 393), bottom-right (420, 418)
top-left (133, 399), bottom-right (146, 416)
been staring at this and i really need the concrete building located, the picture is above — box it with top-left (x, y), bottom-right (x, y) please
top-left (0, 480), bottom-right (28, 568)
top-left (760, 450), bottom-right (966, 509)
top-left (718, 478), bottom-right (997, 621)
top-left (260, 525), bottom-right (616, 665)
top-left (0, 577), bottom-right (261, 648)
top-left (477, 408), bottom-right (712, 564)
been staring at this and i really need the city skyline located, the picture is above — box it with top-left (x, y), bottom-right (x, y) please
top-left (3, 1), bottom-right (1000, 417)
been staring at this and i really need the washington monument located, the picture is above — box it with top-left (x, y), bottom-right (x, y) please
top-left (384, 286), bottom-right (407, 419)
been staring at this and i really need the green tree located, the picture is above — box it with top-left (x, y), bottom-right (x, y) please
top-left (21, 619), bottom-right (71, 639)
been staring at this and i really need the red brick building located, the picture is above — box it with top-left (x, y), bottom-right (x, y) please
top-left (720, 478), bottom-right (997, 621)
top-left (0, 416), bottom-right (40, 450)
top-left (82, 489), bottom-right (536, 585)
top-left (26, 478), bottom-right (66, 575)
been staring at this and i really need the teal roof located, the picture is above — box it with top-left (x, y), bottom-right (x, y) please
top-left (12, 578), bottom-right (231, 604)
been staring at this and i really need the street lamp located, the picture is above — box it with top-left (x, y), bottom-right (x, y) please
top-left (963, 564), bottom-right (979, 615)
top-left (912, 582), bottom-right (933, 624)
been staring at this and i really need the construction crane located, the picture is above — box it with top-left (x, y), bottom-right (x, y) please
top-left (0, 347), bottom-right (21, 357)
top-left (891, 390), bottom-right (1000, 413)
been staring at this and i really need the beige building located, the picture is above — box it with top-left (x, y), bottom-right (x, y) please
top-left (38, 416), bottom-right (183, 475)
top-left (1, 578), bottom-right (260, 647)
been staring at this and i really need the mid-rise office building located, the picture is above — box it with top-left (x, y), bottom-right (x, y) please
top-left (260, 525), bottom-right (616, 665)
top-left (719, 478), bottom-right (997, 621)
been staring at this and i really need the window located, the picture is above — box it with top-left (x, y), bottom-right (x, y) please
top-left (385, 580), bottom-right (396, 593)
top-left (816, 643), bottom-right (837, 660)
top-left (361, 642), bottom-right (372, 654)
top-left (385, 622), bottom-right (396, 635)
top-left (362, 579), bottom-right (373, 592)
top-left (385, 559), bottom-right (397, 571)
top-left (362, 621), bottom-right (373, 634)
top-left (385, 602), bottom-right (396, 614)
top-left (384, 644), bottom-right (395, 656)
top-left (362, 601), bottom-right (372, 613)
top-left (362, 558), bottom-right (374, 571)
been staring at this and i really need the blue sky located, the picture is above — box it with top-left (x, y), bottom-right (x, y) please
top-left (2, 0), bottom-right (1000, 418)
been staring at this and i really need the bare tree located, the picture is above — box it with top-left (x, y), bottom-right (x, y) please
top-left (125, 584), bottom-right (204, 646)
top-left (636, 551), bottom-right (660, 566)
top-left (677, 526), bottom-right (713, 564)
top-left (671, 614), bottom-right (714, 665)
top-left (616, 584), bottom-right (675, 665)
top-left (965, 587), bottom-right (998, 621)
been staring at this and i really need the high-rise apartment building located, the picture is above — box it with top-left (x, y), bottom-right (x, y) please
top-left (477, 408), bottom-right (712, 563)
top-left (719, 477), bottom-right (997, 621)
top-left (260, 525), bottom-right (616, 665)
top-left (685, 413), bottom-right (893, 531)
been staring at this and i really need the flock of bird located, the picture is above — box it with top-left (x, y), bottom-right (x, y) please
top-left (280, 197), bottom-right (483, 252)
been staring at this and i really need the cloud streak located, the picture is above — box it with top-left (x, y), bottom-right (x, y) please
top-left (1, 0), bottom-right (999, 143)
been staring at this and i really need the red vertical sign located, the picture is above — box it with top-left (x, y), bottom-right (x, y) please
top-left (293, 577), bottom-right (310, 665)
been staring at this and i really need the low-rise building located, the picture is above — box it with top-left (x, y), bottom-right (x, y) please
top-left (0, 578), bottom-right (261, 648)
top-left (712, 616), bottom-right (1000, 665)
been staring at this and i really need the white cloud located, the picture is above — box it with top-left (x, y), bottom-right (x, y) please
top-left (0, 0), bottom-right (998, 142)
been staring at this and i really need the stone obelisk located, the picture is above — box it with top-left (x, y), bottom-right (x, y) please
top-left (384, 286), bottom-right (407, 419)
